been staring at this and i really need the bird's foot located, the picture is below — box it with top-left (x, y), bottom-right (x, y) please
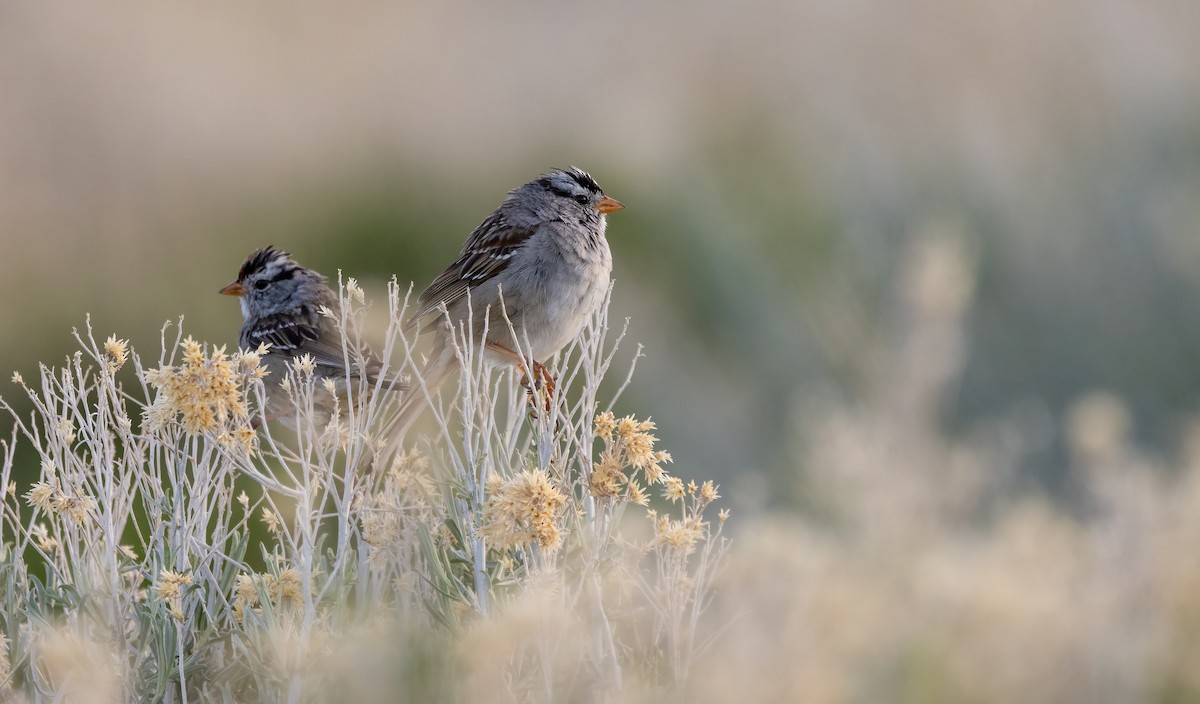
top-left (518, 361), bottom-right (557, 415)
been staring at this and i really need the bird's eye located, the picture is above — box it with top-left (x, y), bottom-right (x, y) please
top-left (253, 279), bottom-right (270, 291)
top-left (573, 193), bottom-right (590, 205)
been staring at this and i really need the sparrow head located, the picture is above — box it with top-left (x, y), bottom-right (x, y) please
top-left (512, 166), bottom-right (624, 220)
top-left (220, 246), bottom-right (329, 320)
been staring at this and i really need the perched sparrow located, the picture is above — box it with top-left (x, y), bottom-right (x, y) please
top-left (397, 166), bottom-right (623, 429)
top-left (220, 246), bottom-right (400, 425)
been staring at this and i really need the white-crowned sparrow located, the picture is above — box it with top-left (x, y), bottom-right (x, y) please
top-left (220, 245), bottom-right (400, 425)
top-left (396, 166), bottom-right (623, 429)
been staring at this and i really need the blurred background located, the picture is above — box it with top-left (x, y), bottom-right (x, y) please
top-left (3, 0), bottom-right (1200, 508)
top-left (7, 1), bottom-right (1200, 699)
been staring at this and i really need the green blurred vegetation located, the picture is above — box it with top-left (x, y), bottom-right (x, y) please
top-left (5, 2), bottom-right (1200, 699)
top-left (2, 0), bottom-right (1200, 514)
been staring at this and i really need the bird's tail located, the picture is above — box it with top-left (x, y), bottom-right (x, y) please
top-left (371, 343), bottom-right (456, 467)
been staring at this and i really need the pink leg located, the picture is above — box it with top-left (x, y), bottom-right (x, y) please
top-left (485, 343), bottom-right (556, 412)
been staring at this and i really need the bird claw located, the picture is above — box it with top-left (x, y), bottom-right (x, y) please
top-left (519, 361), bottom-right (557, 415)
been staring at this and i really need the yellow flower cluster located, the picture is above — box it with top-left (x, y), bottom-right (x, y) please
top-left (155, 569), bottom-right (193, 622)
top-left (232, 569), bottom-right (304, 623)
top-left (345, 277), bottom-right (365, 305)
top-left (648, 478), bottom-right (725, 555)
top-left (590, 412), bottom-right (673, 503)
top-left (143, 338), bottom-right (268, 452)
top-left (361, 450), bottom-right (439, 566)
top-left (103, 335), bottom-right (129, 372)
top-left (482, 469), bottom-right (567, 552)
top-left (260, 506), bottom-right (282, 536)
top-left (362, 511), bottom-right (401, 554)
top-left (662, 477), bottom-right (721, 505)
top-left (30, 523), bottom-right (57, 553)
top-left (648, 512), bottom-right (705, 555)
top-left (24, 471), bottom-right (96, 525)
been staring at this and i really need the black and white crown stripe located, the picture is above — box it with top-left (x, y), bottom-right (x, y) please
top-left (536, 166), bottom-right (603, 204)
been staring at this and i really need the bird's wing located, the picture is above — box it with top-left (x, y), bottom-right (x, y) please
top-left (246, 313), bottom-right (398, 385)
top-left (408, 212), bottom-right (538, 330)
top-left (244, 312), bottom-right (322, 357)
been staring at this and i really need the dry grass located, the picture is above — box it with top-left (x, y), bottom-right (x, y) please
top-left (676, 228), bottom-right (1200, 704)
top-left (4, 231), bottom-right (1200, 703)
top-left (0, 282), bottom-right (728, 702)
top-left (1, 3), bottom-right (1198, 701)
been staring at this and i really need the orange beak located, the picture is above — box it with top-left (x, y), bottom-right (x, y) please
top-left (219, 281), bottom-right (246, 296)
top-left (595, 196), bottom-right (625, 214)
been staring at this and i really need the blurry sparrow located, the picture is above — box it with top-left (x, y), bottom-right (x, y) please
top-left (397, 166), bottom-right (623, 429)
top-left (220, 246), bottom-right (400, 425)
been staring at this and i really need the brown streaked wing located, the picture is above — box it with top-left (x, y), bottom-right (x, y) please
top-left (243, 313), bottom-right (320, 354)
top-left (410, 213), bottom-right (537, 326)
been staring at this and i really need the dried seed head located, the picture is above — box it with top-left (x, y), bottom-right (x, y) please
top-left (482, 469), bottom-right (568, 552)
top-left (103, 335), bottom-right (129, 371)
